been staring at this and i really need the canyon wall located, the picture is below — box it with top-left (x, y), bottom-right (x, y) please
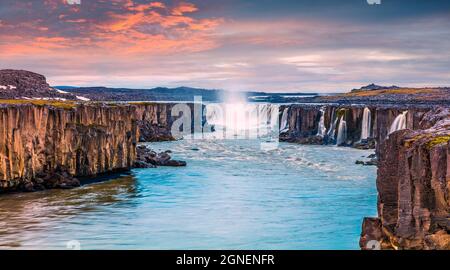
top-left (280, 104), bottom-right (430, 149)
top-left (133, 103), bottom-right (201, 142)
top-left (280, 104), bottom-right (450, 249)
top-left (360, 107), bottom-right (450, 250)
top-left (0, 103), bottom-right (186, 192)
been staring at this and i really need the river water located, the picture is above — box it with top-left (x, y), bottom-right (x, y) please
top-left (0, 139), bottom-right (377, 250)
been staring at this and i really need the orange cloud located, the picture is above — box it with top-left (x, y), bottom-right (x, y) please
top-left (0, 1), bottom-right (222, 58)
top-left (171, 2), bottom-right (198, 16)
top-left (128, 2), bottom-right (166, 12)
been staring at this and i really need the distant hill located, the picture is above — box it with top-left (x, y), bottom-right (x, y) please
top-left (54, 86), bottom-right (318, 102)
top-left (0, 69), bottom-right (89, 101)
top-left (351, 83), bottom-right (400, 92)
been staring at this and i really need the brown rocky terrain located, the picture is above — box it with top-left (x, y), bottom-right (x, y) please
top-left (360, 107), bottom-right (450, 250)
top-left (0, 69), bottom-right (80, 100)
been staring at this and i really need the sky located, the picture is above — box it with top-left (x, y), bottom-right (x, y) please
top-left (1, 0), bottom-right (450, 92)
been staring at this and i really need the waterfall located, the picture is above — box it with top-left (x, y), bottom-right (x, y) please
top-left (280, 108), bottom-right (289, 133)
top-left (389, 111), bottom-right (408, 135)
top-left (327, 108), bottom-right (338, 142)
top-left (360, 107), bottom-right (372, 141)
top-left (205, 103), bottom-right (280, 139)
top-left (336, 116), bottom-right (347, 146)
top-left (317, 106), bottom-right (327, 137)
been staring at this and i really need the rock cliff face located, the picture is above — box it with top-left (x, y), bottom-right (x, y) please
top-left (0, 102), bottom-right (190, 192)
top-left (133, 103), bottom-right (200, 142)
top-left (360, 107), bottom-right (450, 250)
top-left (280, 104), bottom-right (430, 149)
top-left (0, 104), bottom-right (138, 191)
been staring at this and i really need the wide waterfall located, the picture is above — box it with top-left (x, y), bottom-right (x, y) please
top-left (205, 103), bottom-right (280, 139)
top-left (317, 106), bottom-right (327, 137)
top-left (360, 107), bottom-right (371, 141)
top-left (389, 111), bottom-right (408, 135)
top-left (336, 116), bottom-right (347, 146)
top-left (280, 107), bottom-right (289, 133)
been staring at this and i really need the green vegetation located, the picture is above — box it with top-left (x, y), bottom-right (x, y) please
top-left (404, 134), bottom-right (450, 149)
top-left (336, 108), bottom-right (348, 119)
top-left (129, 101), bottom-right (158, 106)
top-left (0, 99), bottom-right (77, 109)
top-left (426, 135), bottom-right (450, 149)
top-left (344, 88), bottom-right (438, 97)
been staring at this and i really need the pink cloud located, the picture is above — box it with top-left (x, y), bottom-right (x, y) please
top-left (171, 2), bottom-right (198, 16)
top-left (0, 1), bottom-right (222, 57)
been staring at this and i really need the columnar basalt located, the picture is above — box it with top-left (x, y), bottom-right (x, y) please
top-left (280, 104), bottom-right (431, 149)
top-left (360, 107), bottom-right (450, 250)
top-left (0, 102), bottom-right (189, 192)
top-left (0, 104), bottom-right (138, 191)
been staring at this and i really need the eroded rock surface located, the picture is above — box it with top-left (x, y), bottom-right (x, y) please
top-left (360, 107), bottom-right (450, 250)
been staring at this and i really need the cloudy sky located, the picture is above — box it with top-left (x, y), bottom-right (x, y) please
top-left (1, 0), bottom-right (450, 92)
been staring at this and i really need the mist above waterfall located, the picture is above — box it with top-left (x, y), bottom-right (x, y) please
top-left (205, 102), bottom-right (280, 140)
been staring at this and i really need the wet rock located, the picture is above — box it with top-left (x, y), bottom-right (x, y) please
top-left (355, 160), bottom-right (365, 165)
top-left (163, 160), bottom-right (187, 167)
top-left (364, 159), bottom-right (378, 166)
top-left (134, 160), bottom-right (156, 168)
top-left (135, 145), bottom-right (187, 168)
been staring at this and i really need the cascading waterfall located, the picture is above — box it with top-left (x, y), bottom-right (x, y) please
top-left (205, 103), bottom-right (280, 139)
top-left (360, 107), bottom-right (371, 141)
top-left (336, 116), bottom-right (347, 146)
top-left (327, 108), bottom-right (338, 142)
top-left (280, 108), bottom-right (289, 133)
top-left (317, 106), bottom-right (327, 137)
top-left (389, 111), bottom-right (408, 135)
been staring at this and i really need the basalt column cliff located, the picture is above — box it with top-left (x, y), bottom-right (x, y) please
top-left (0, 102), bottom-right (187, 192)
top-left (360, 107), bottom-right (450, 250)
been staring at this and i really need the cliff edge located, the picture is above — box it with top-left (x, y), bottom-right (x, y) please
top-left (360, 107), bottom-right (450, 250)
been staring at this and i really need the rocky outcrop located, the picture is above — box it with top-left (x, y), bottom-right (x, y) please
top-left (135, 145), bottom-right (186, 168)
top-left (133, 103), bottom-right (177, 142)
top-left (0, 69), bottom-right (79, 100)
top-left (360, 107), bottom-right (450, 250)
